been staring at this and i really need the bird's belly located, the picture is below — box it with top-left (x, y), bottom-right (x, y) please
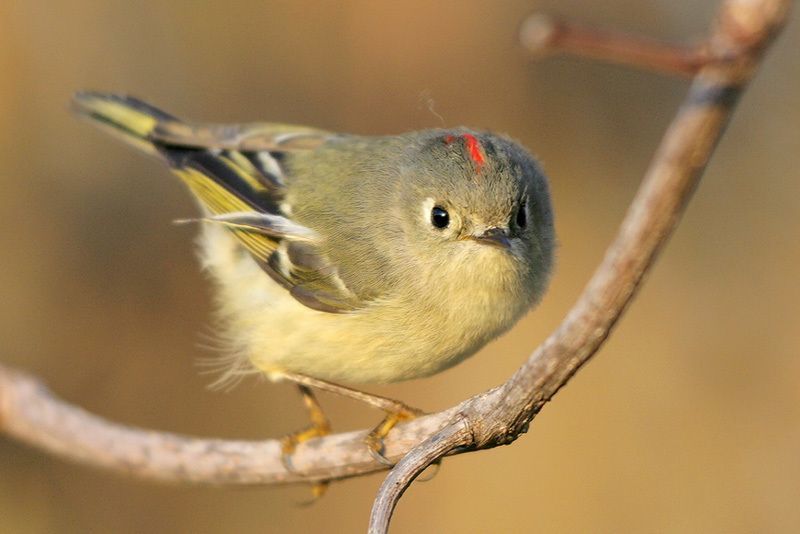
top-left (240, 288), bottom-right (489, 384)
top-left (200, 226), bottom-right (516, 385)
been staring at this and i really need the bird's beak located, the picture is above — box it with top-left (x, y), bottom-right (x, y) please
top-left (469, 227), bottom-right (512, 249)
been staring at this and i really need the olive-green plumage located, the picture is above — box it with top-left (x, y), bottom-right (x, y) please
top-left (72, 92), bottom-right (555, 385)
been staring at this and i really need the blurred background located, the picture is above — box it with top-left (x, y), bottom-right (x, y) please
top-left (1, 1), bottom-right (798, 532)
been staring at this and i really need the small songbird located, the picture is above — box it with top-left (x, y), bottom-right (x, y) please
top-left (72, 92), bottom-right (555, 466)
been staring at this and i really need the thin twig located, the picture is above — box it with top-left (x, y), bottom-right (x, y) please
top-left (368, 423), bottom-right (473, 534)
top-left (519, 13), bottom-right (711, 77)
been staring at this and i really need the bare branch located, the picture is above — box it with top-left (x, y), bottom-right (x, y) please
top-left (368, 423), bottom-right (473, 534)
top-left (0, 362), bottom-right (459, 485)
top-left (519, 13), bottom-right (711, 77)
top-left (0, 0), bottom-right (791, 532)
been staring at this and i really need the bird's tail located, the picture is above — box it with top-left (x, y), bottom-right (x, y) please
top-left (71, 91), bottom-right (180, 157)
top-left (71, 91), bottom-right (292, 277)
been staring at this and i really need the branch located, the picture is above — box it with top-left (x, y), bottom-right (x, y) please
top-left (0, 362), bottom-right (459, 484)
top-left (368, 423), bottom-right (473, 533)
top-left (519, 14), bottom-right (711, 77)
top-left (0, 0), bottom-right (790, 532)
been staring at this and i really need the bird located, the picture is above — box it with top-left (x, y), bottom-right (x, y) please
top-left (72, 92), bottom-right (555, 474)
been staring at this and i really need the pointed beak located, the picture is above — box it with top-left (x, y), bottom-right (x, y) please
top-left (470, 227), bottom-right (512, 249)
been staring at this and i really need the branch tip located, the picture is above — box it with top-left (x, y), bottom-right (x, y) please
top-left (519, 14), bottom-right (559, 56)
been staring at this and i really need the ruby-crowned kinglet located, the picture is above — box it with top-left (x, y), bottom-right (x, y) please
top-left (72, 92), bottom-right (555, 388)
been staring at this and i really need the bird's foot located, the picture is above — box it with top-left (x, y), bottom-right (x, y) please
top-left (365, 403), bottom-right (425, 466)
top-left (280, 385), bottom-right (331, 501)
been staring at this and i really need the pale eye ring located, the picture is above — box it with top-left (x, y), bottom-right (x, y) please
top-left (431, 206), bottom-right (450, 229)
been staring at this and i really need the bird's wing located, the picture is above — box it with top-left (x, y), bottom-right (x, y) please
top-left (151, 121), bottom-right (332, 152)
top-left (72, 92), bottom-right (363, 313)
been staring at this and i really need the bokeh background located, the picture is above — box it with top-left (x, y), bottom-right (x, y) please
top-left (1, 1), bottom-right (798, 532)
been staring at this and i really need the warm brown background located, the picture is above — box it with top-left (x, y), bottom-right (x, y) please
top-left (1, 1), bottom-right (798, 533)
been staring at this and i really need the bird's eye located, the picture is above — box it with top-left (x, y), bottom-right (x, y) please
top-left (515, 200), bottom-right (527, 229)
top-left (431, 206), bottom-right (450, 229)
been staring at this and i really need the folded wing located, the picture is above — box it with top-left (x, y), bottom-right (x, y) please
top-left (73, 92), bottom-right (363, 313)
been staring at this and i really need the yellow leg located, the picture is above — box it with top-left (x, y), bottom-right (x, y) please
top-left (280, 385), bottom-right (331, 500)
top-left (278, 372), bottom-right (424, 465)
top-left (364, 407), bottom-right (421, 465)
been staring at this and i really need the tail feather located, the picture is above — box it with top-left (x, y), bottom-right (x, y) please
top-left (71, 92), bottom-right (180, 157)
top-left (73, 91), bottom-right (363, 314)
top-left (72, 90), bottom-right (287, 276)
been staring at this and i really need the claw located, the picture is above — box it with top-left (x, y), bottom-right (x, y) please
top-left (416, 460), bottom-right (442, 482)
top-left (364, 406), bottom-right (423, 466)
top-left (294, 481), bottom-right (330, 507)
top-left (280, 423), bottom-right (330, 471)
top-left (274, 372), bottom-right (426, 469)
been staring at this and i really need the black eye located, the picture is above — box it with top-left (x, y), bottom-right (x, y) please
top-left (431, 206), bottom-right (450, 229)
top-left (515, 200), bottom-right (527, 229)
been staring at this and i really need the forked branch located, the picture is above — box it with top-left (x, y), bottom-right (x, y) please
top-left (0, 1), bottom-right (790, 533)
